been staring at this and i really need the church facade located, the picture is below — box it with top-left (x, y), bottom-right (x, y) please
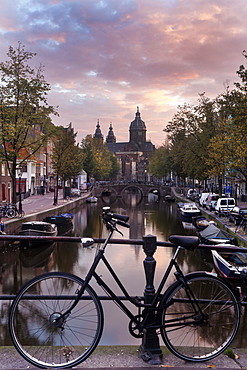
top-left (93, 107), bottom-right (155, 182)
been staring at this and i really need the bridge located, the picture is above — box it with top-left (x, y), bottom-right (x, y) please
top-left (93, 183), bottom-right (169, 199)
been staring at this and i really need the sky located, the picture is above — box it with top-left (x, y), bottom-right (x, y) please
top-left (1, 0), bottom-right (247, 147)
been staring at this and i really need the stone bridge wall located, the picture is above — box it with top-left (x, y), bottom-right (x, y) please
top-left (93, 184), bottom-right (170, 198)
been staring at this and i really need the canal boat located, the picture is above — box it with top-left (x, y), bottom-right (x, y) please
top-left (86, 196), bottom-right (98, 203)
top-left (44, 213), bottom-right (73, 227)
top-left (179, 202), bottom-right (201, 221)
top-left (20, 221), bottom-right (58, 237)
top-left (192, 216), bottom-right (216, 230)
top-left (198, 223), bottom-right (236, 245)
top-left (164, 195), bottom-right (175, 202)
top-left (212, 248), bottom-right (247, 280)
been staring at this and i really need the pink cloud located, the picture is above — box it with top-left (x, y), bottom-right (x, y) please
top-left (0, 0), bottom-right (247, 146)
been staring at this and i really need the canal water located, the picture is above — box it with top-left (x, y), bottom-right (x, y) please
top-left (0, 193), bottom-right (246, 347)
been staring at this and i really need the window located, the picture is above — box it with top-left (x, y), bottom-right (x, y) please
top-left (1, 163), bottom-right (5, 176)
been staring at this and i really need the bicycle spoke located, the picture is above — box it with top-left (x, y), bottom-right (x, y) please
top-left (160, 273), bottom-right (240, 362)
top-left (9, 272), bottom-right (104, 369)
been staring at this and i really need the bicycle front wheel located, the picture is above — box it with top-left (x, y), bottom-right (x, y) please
top-left (6, 208), bottom-right (16, 218)
top-left (160, 272), bottom-right (240, 362)
top-left (9, 272), bottom-right (104, 369)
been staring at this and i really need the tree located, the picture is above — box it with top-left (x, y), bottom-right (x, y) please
top-left (164, 94), bottom-right (218, 188)
top-left (206, 116), bottom-right (231, 196)
top-left (107, 153), bottom-right (120, 180)
top-left (149, 142), bottom-right (172, 179)
top-left (81, 135), bottom-right (96, 182)
top-left (0, 42), bottom-right (57, 203)
top-left (51, 125), bottom-right (84, 201)
top-left (81, 135), bottom-right (120, 181)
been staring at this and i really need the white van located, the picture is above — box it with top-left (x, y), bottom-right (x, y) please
top-left (215, 197), bottom-right (235, 214)
top-left (199, 193), bottom-right (209, 208)
top-left (205, 194), bottom-right (219, 211)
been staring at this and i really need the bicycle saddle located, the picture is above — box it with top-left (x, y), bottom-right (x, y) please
top-left (169, 235), bottom-right (200, 250)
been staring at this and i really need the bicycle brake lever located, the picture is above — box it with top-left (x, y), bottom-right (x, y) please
top-left (115, 226), bottom-right (123, 236)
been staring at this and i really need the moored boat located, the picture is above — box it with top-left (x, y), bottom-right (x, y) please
top-left (212, 248), bottom-right (247, 279)
top-left (198, 223), bottom-right (236, 245)
top-left (86, 196), bottom-right (98, 203)
top-left (179, 202), bottom-right (201, 221)
top-left (44, 213), bottom-right (73, 226)
top-left (164, 195), bottom-right (175, 202)
top-left (192, 216), bottom-right (216, 230)
top-left (20, 221), bottom-right (58, 237)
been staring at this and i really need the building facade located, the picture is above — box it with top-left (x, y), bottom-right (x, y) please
top-left (93, 107), bottom-right (155, 182)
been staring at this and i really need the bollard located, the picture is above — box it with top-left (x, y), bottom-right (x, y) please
top-left (139, 234), bottom-right (163, 365)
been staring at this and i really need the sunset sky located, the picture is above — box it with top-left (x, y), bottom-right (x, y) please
top-left (1, 0), bottom-right (247, 147)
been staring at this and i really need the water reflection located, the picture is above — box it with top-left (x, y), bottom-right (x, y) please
top-left (0, 195), bottom-right (246, 347)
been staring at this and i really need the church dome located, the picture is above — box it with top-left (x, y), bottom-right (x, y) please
top-left (130, 107), bottom-right (146, 130)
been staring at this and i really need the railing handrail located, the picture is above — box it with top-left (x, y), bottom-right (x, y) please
top-left (0, 234), bottom-right (246, 252)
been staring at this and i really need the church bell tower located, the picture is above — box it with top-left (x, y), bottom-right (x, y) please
top-left (129, 107), bottom-right (147, 150)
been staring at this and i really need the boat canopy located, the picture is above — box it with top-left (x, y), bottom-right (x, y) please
top-left (199, 224), bottom-right (235, 243)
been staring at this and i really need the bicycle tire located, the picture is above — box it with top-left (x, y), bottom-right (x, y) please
top-left (17, 210), bottom-right (25, 218)
top-left (218, 212), bottom-right (227, 220)
top-left (6, 208), bottom-right (16, 218)
top-left (9, 272), bottom-right (104, 369)
top-left (159, 272), bottom-right (240, 362)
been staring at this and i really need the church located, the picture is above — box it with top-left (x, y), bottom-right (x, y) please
top-left (93, 107), bottom-right (155, 182)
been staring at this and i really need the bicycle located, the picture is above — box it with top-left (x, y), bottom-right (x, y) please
top-left (235, 216), bottom-right (247, 233)
top-left (12, 203), bottom-right (25, 218)
top-left (9, 207), bottom-right (241, 369)
top-left (0, 203), bottom-right (16, 218)
top-left (0, 203), bottom-right (25, 218)
top-left (217, 210), bottom-right (230, 221)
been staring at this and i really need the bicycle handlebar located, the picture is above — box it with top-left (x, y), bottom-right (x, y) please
top-left (115, 219), bottom-right (130, 228)
top-left (102, 207), bottom-right (130, 228)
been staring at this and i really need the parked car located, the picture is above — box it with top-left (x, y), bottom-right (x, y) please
top-left (228, 206), bottom-right (247, 225)
top-left (187, 189), bottom-right (197, 199)
top-left (70, 188), bottom-right (81, 197)
top-left (215, 197), bottom-right (235, 214)
top-left (205, 194), bottom-right (219, 211)
top-left (199, 192), bottom-right (210, 208)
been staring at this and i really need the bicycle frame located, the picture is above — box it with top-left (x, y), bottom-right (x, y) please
top-left (57, 226), bottom-right (201, 334)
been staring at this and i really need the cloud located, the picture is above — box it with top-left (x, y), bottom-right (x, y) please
top-left (0, 0), bottom-right (247, 146)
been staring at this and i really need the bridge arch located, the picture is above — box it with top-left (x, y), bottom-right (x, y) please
top-left (93, 183), bottom-right (166, 199)
top-left (120, 185), bottom-right (144, 200)
top-left (101, 187), bottom-right (118, 202)
top-left (148, 188), bottom-right (161, 198)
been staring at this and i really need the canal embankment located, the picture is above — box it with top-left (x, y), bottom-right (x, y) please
top-left (3, 190), bottom-right (91, 235)
top-left (171, 187), bottom-right (247, 247)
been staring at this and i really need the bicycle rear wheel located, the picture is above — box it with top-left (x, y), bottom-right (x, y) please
top-left (9, 272), bottom-right (104, 369)
top-left (160, 272), bottom-right (240, 362)
top-left (17, 210), bottom-right (25, 218)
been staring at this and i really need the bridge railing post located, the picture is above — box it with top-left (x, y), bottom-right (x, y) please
top-left (139, 234), bottom-right (163, 364)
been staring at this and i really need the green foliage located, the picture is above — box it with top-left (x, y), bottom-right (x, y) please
top-left (164, 94), bottom-right (217, 182)
top-left (51, 125), bottom-right (83, 182)
top-left (163, 59), bottom-right (247, 192)
top-left (81, 135), bottom-right (120, 181)
top-left (0, 42), bottom-right (57, 203)
top-left (149, 143), bottom-right (172, 178)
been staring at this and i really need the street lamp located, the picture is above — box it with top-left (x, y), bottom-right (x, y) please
top-left (17, 168), bottom-right (23, 213)
top-left (53, 173), bottom-right (58, 206)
